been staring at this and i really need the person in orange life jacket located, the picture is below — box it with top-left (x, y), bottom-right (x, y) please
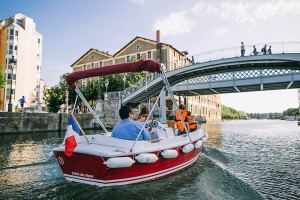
top-left (187, 111), bottom-right (197, 132)
top-left (175, 104), bottom-right (189, 135)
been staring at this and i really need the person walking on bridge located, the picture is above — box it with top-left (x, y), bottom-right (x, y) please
top-left (251, 45), bottom-right (258, 56)
top-left (268, 46), bottom-right (272, 54)
top-left (241, 42), bottom-right (245, 57)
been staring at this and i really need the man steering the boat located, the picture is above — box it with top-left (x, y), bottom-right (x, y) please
top-left (112, 105), bottom-right (151, 141)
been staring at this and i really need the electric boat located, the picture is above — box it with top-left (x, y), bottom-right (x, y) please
top-left (51, 59), bottom-right (208, 186)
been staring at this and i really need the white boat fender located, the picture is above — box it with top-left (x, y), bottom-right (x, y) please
top-left (182, 143), bottom-right (194, 153)
top-left (194, 140), bottom-right (203, 148)
top-left (103, 157), bottom-right (135, 168)
top-left (161, 149), bottom-right (178, 159)
top-left (135, 153), bottom-right (158, 163)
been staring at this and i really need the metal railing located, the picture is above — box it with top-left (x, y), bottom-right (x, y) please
top-left (188, 41), bottom-right (300, 64)
top-left (123, 41), bottom-right (300, 97)
top-left (177, 69), bottom-right (300, 86)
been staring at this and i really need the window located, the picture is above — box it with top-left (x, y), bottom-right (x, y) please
top-left (148, 51), bottom-right (152, 59)
top-left (100, 62), bottom-right (103, 67)
top-left (7, 74), bottom-right (12, 80)
top-left (9, 44), bottom-right (13, 54)
top-left (10, 29), bottom-right (14, 36)
top-left (38, 38), bottom-right (41, 44)
top-left (14, 46), bottom-right (17, 51)
top-left (91, 63), bottom-right (94, 69)
top-left (137, 54), bottom-right (141, 60)
top-left (83, 65), bottom-right (86, 70)
top-left (15, 30), bottom-right (18, 36)
top-left (37, 65), bottom-right (39, 70)
top-left (127, 56), bottom-right (130, 62)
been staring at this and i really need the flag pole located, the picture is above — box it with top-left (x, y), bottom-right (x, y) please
top-left (71, 113), bottom-right (90, 144)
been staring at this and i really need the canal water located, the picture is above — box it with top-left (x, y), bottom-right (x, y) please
top-left (0, 120), bottom-right (299, 199)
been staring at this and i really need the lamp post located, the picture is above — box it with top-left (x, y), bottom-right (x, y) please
top-left (104, 79), bottom-right (109, 100)
top-left (8, 56), bottom-right (17, 112)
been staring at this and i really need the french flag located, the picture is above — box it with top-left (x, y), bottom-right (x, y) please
top-left (64, 115), bottom-right (81, 157)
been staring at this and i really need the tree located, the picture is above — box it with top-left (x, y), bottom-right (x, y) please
top-left (44, 86), bottom-right (65, 113)
top-left (221, 105), bottom-right (248, 119)
top-left (283, 108), bottom-right (299, 116)
top-left (0, 67), bottom-right (5, 89)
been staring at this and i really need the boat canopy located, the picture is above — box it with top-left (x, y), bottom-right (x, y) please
top-left (66, 59), bottom-right (162, 89)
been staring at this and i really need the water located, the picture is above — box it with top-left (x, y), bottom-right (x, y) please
top-left (0, 120), bottom-right (299, 199)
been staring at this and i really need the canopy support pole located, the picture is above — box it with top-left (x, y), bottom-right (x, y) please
top-left (130, 87), bottom-right (166, 153)
top-left (160, 65), bottom-right (192, 142)
top-left (72, 95), bottom-right (78, 114)
top-left (75, 86), bottom-right (109, 134)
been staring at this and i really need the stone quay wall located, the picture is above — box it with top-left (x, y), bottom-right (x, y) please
top-left (0, 113), bottom-right (94, 134)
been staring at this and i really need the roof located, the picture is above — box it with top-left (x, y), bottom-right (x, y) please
top-left (113, 36), bottom-right (188, 57)
top-left (70, 48), bottom-right (113, 67)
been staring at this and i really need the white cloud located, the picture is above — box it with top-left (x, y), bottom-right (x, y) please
top-left (153, 11), bottom-right (196, 36)
top-left (129, 0), bottom-right (145, 5)
top-left (191, 0), bottom-right (300, 24)
top-left (215, 27), bottom-right (230, 36)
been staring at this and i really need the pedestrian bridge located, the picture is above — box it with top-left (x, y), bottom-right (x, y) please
top-left (122, 42), bottom-right (300, 106)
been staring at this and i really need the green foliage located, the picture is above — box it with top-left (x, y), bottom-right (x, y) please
top-left (44, 86), bottom-right (66, 113)
top-left (44, 69), bottom-right (146, 112)
top-left (283, 108), bottom-right (299, 116)
top-left (221, 105), bottom-right (248, 119)
top-left (0, 67), bottom-right (5, 89)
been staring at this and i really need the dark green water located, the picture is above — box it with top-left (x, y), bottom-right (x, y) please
top-left (0, 120), bottom-right (299, 199)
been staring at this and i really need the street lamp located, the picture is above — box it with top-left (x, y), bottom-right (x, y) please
top-left (104, 79), bottom-right (109, 100)
top-left (8, 56), bottom-right (17, 112)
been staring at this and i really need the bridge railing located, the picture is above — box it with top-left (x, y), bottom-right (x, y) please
top-left (188, 41), bottom-right (300, 64)
top-left (123, 41), bottom-right (300, 97)
top-left (178, 69), bottom-right (300, 86)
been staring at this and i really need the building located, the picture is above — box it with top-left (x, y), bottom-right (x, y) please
top-left (0, 13), bottom-right (43, 111)
top-left (70, 32), bottom-right (221, 121)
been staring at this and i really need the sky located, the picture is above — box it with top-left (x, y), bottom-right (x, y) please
top-left (1, 0), bottom-right (299, 113)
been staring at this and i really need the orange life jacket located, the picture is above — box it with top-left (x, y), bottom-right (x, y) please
top-left (187, 115), bottom-right (197, 131)
top-left (175, 109), bottom-right (188, 132)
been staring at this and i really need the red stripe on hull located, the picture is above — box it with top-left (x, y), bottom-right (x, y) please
top-left (54, 147), bottom-right (202, 186)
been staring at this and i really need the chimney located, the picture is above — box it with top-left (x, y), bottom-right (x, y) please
top-left (156, 30), bottom-right (161, 63)
top-left (156, 30), bottom-right (160, 43)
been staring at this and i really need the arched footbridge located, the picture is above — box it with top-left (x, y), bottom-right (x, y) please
top-left (122, 42), bottom-right (300, 106)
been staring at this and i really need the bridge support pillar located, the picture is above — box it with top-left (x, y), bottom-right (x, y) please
top-left (184, 96), bottom-right (188, 111)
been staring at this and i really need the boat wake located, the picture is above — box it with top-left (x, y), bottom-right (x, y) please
top-left (0, 159), bottom-right (56, 171)
top-left (200, 145), bottom-right (265, 200)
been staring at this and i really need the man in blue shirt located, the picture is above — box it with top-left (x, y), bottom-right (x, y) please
top-left (112, 106), bottom-right (150, 141)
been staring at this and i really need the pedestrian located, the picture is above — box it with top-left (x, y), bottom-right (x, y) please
top-left (267, 46), bottom-right (272, 54)
top-left (19, 96), bottom-right (26, 112)
top-left (241, 42), bottom-right (245, 57)
top-left (252, 45), bottom-right (258, 56)
top-left (261, 45), bottom-right (267, 55)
